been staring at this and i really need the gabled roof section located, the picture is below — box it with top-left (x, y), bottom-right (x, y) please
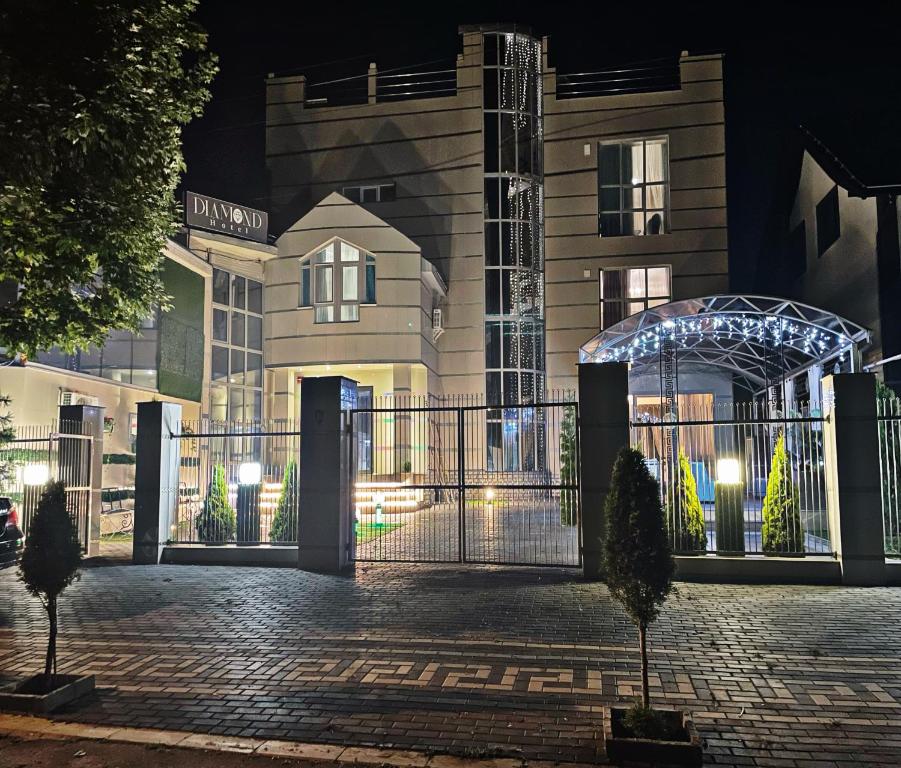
top-left (276, 192), bottom-right (420, 258)
top-left (802, 125), bottom-right (901, 198)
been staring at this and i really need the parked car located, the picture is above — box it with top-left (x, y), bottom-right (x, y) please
top-left (0, 497), bottom-right (24, 564)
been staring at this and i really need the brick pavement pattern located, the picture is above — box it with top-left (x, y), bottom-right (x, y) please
top-left (1, 563), bottom-right (900, 766)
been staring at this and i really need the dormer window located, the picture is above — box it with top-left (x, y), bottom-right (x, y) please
top-left (299, 239), bottom-right (376, 322)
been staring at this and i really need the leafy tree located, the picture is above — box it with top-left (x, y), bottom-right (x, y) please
top-left (18, 481), bottom-right (82, 692)
top-left (603, 447), bottom-right (675, 714)
top-left (877, 380), bottom-right (901, 554)
top-left (762, 432), bottom-right (803, 553)
top-left (270, 458), bottom-right (298, 543)
top-left (196, 464), bottom-right (235, 542)
top-left (560, 404), bottom-right (577, 525)
top-left (671, 449), bottom-right (707, 552)
top-left (0, 0), bottom-right (217, 355)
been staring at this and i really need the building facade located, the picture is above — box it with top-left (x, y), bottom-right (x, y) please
top-left (264, 24), bottom-right (729, 406)
top-left (785, 130), bottom-right (901, 391)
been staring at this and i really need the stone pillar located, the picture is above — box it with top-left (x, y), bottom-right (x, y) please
top-left (394, 363), bottom-right (413, 476)
top-left (577, 362), bottom-right (630, 579)
top-left (368, 63), bottom-right (377, 104)
top-left (133, 401), bottom-right (182, 565)
top-left (58, 404), bottom-right (104, 557)
top-left (298, 376), bottom-right (357, 573)
top-left (822, 373), bottom-right (886, 585)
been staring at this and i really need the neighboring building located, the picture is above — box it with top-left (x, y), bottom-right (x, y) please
top-left (2, 238), bottom-right (211, 455)
top-left (264, 23), bottom-right (729, 405)
top-left (785, 129), bottom-right (901, 390)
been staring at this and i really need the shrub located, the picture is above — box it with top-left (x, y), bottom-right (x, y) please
top-left (18, 481), bottom-right (82, 692)
top-left (269, 459), bottom-right (298, 543)
top-left (603, 447), bottom-right (675, 711)
top-left (761, 433), bottom-right (803, 553)
top-left (560, 404), bottom-right (577, 526)
top-left (195, 464), bottom-right (236, 542)
top-left (670, 449), bottom-right (707, 552)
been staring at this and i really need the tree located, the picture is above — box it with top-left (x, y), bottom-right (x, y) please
top-left (0, 394), bottom-right (14, 490)
top-left (196, 464), bottom-right (236, 542)
top-left (559, 404), bottom-right (577, 525)
top-left (18, 481), bottom-right (82, 692)
top-left (0, 0), bottom-right (217, 355)
top-left (761, 432), bottom-right (803, 553)
top-left (603, 447), bottom-right (675, 713)
top-left (270, 458), bottom-right (298, 543)
top-left (671, 449), bottom-right (707, 552)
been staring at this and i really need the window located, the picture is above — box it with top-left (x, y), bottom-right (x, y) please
top-left (299, 239), bottom-right (375, 322)
top-left (598, 137), bottom-right (669, 237)
top-left (211, 267), bottom-right (264, 423)
top-left (816, 185), bottom-right (840, 256)
top-left (599, 266), bottom-right (670, 329)
top-left (342, 183), bottom-right (396, 203)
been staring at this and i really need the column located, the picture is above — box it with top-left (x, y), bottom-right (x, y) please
top-left (133, 401), bottom-right (182, 565)
top-left (368, 63), bottom-right (377, 104)
top-left (393, 363), bottom-right (413, 476)
top-left (822, 373), bottom-right (886, 585)
top-left (58, 404), bottom-right (105, 557)
top-left (298, 376), bottom-right (356, 573)
top-left (577, 362), bottom-right (630, 579)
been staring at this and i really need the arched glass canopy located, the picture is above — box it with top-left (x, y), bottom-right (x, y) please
top-left (579, 295), bottom-right (870, 393)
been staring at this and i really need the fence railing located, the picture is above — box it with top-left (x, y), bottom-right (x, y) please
top-left (3, 420), bottom-right (94, 551)
top-left (877, 397), bottom-right (901, 557)
top-left (167, 419), bottom-right (300, 546)
top-left (630, 400), bottom-right (830, 557)
top-left (555, 57), bottom-right (681, 99)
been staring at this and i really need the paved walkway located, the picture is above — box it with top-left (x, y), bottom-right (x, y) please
top-left (2, 564), bottom-right (901, 766)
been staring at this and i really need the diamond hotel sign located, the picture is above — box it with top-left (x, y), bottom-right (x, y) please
top-left (185, 191), bottom-right (268, 243)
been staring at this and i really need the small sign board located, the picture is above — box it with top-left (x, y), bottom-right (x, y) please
top-left (184, 191), bottom-right (268, 243)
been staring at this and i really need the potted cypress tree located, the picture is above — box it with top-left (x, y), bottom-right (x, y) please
top-left (270, 458), bottom-right (298, 543)
top-left (672, 449), bottom-right (707, 553)
top-left (196, 464), bottom-right (236, 543)
top-left (0, 482), bottom-right (94, 712)
top-left (602, 447), bottom-right (702, 766)
top-left (762, 433), bottom-right (803, 554)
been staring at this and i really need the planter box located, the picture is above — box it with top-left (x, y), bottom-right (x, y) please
top-left (0, 674), bottom-right (95, 713)
top-left (604, 707), bottom-right (702, 766)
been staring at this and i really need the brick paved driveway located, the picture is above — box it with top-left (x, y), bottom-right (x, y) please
top-left (2, 564), bottom-right (901, 766)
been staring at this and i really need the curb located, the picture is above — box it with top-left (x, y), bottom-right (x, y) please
top-left (0, 714), bottom-right (602, 768)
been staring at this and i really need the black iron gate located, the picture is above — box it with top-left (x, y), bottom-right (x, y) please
top-left (350, 398), bottom-right (581, 566)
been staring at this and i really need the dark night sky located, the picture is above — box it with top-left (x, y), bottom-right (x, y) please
top-left (181, 1), bottom-right (901, 292)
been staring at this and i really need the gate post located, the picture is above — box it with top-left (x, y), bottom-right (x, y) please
top-left (822, 373), bottom-right (886, 585)
top-left (133, 401), bottom-right (182, 565)
top-left (298, 376), bottom-right (357, 573)
top-left (58, 404), bottom-right (105, 556)
top-left (577, 362), bottom-right (630, 579)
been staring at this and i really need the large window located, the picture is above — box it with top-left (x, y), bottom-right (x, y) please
top-left (210, 267), bottom-right (263, 423)
top-left (342, 183), bottom-right (396, 203)
top-left (299, 239), bottom-right (375, 323)
top-left (816, 185), bottom-right (840, 257)
top-left (599, 266), bottom-right (670, 329)
top-left (598, 137), bottom-right (669, 237)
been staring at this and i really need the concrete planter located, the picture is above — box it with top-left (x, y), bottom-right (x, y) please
top-left (0, 674), bottom-right (95, 713)
top-left (604, 707), bottom-right (702, 766)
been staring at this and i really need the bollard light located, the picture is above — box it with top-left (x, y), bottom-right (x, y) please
top-left (22, 463), bottom-right (50, 486)
top-left (238, 461), bottom-right (262, 485)
top-left (374, 493), bottom-right (384, 526)
top-left (716, 458), bottom-right (741, 485)
top-left (485, 487), bottom-right (495, 512)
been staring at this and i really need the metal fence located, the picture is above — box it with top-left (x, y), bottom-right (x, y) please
top-left (351, 394), bottom-right (580, 566)
top-left (877, 397), bottom-right (901, 557)
top-left (167, 419), bottom-right (300, 546)
top-left (630, 400), bottom-right (830, 556)
top-left (3, 421), bottom-right (94, 552)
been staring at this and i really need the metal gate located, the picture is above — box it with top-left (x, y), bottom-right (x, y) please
top-left (6, 421), bottom-right (94, 553)
top-left (350, 397), bottom-right (581, 566)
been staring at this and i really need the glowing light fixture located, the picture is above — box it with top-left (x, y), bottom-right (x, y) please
top-left (23, 463), bottom-right (50, 486)
top-left (238, 462), bottom-right (262, 485)
top-left (716, 458), bottom-right (741, 485)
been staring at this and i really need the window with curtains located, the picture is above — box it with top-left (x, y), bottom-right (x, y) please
top-left (598, 137), bottom-right (669, 237)
top-left (599, 266), bottom-right (670, 329)
top-left (299, 239), bottom-right (376, 322)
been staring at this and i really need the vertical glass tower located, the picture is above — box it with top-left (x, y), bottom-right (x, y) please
top-left (482, 28), bottom-right (545, 471)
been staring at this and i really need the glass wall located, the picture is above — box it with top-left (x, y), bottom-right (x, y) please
top-left (210, 267), bottom-right (264, 423)
top-left (483, 30), bottom-right (545, 470)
